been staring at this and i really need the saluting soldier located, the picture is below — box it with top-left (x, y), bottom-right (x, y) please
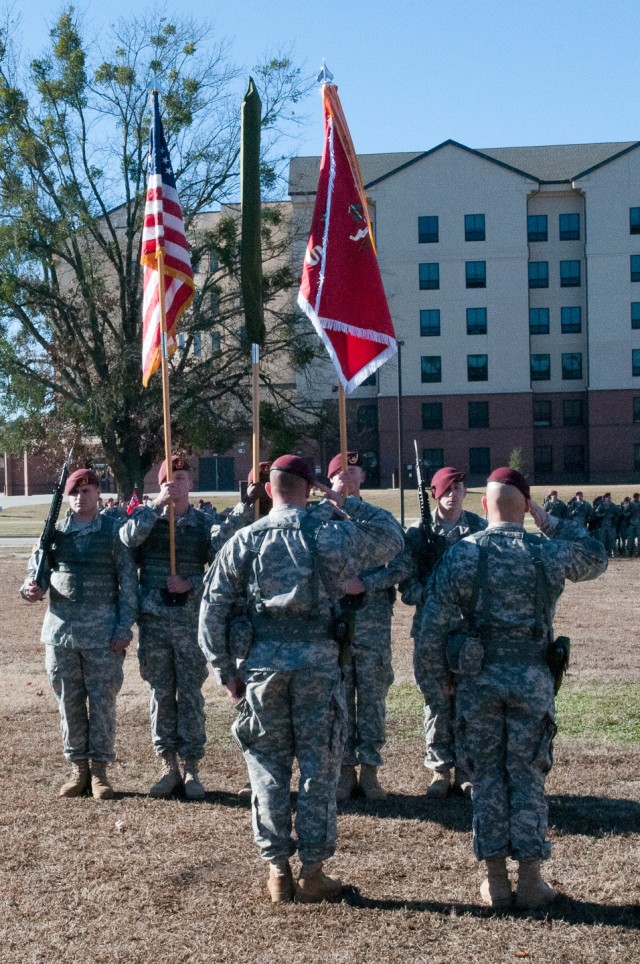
top-left (566, 491), bottom-right (592, 527)
top-left (542, 490), bottom-right (567, 519)
top-left (198, 455), bottom-right (404, 903)
top-left (416, 468), bottom-right (607, 909)
top-left (120, 454), bottom-right (256, 799)
top-left (20, 468), bottom-right (138, 799)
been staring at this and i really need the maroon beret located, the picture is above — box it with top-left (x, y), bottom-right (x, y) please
top-left (487, 467), bottom-right (530, 500)
top-left (270, 455), bottom-right (315, 486)
top-left (430, 467), bottom-right (466, 500)
top-left (327, 451), bottom-right (361, 480)
top-left (158, 454), bottom-right (192, 485)
top-left (548, 489), bottom-right (558, 497)
top-left (65, 468), bottom-right (100, 495)
top-left (247, 461), bottom-right (272, 485)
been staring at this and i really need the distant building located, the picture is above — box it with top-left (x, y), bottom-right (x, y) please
top-left (290, 139), bottom-right (640, 484)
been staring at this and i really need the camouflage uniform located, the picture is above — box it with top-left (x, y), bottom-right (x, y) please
top-left (120, 501), bottom-right (252, 760)
top-left (566, 498), bottom-right (591, 527)
top-left (401, 509), bottom-right (486, 773)
top-left (624, 498), bottom-right (640, 555)
top-left (198, 496), bottom-right (403, 864)
top-left (24, 512), bottom-right (138, 762)
top-left (415, 516), bottom-right (607, 862)
top-left (541, 497), bottom-right (567, 519)
top-left (593, 500), bottom-right (619, 556)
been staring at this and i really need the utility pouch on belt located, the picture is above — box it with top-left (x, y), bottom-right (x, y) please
top-left (545, 635), bottom-right (571, 694)
top-left (333, 592), bottom-right (364, 668)
top-left (446, 632), bottom-right (484, 677)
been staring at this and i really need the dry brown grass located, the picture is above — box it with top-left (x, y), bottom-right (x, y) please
top-left (0, 551), bottom-right (638, 963)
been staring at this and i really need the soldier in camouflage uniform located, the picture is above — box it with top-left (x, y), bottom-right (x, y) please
top-left (20, 468), bottom-right (138, 799)
top-left (198, 455), bottom-right (403, 903)
top-left (400, 467), bottom-right (486, 799)
top-left (624, 492), bottom-right (640, 556)
top-left (593, 492), bottom-right (619, 557)
top-left (566, 491), bottom-right (592, 527)
top-left (415, 467), bottom-right (607, 909)
top-left (542, 490), bottom-right (567, 519)
top-left (120, 454), bottom-right (255, 800)
top-left (326, 452), bottom-right (406, 803)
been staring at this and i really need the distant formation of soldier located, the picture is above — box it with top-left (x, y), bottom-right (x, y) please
top-left (20, 456), bottom-right (612, 912)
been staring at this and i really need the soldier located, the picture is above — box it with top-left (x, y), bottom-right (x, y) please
top-left (400, 466), bottom-right (486, 798)
top-left (593, 492), bottom-right (619, 557)
top-left (566, 491), bottom-right (592, 527)
top-left (20, 468), bottom-right (138, 799)
top-left (624, 492), bottom-right (640, 556)
top-left (198, 455), bottom-right (403, 903)
top-left (542, 490), bottom-right (567, 519)
top-left (415, 468), bottom-right (607, 909)
top-left (120, 454), bottom-right (256, 800)
top-left (327, 452), bottom-right (405, 803)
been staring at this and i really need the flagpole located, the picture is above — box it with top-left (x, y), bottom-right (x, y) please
top-left (252, 343), bottom-right (260, 520)
top-left (338, 384), bottom-right (348, 472)
top-left (157, 247), bottom-right (176, 575)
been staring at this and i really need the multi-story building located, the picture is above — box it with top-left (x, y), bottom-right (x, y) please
top-left (290, 139), bottom-right (640, 484)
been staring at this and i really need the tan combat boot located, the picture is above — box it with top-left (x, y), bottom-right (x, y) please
top-left (480, 857), bottom-right (513, 909)
top-left (296, 862), bottom-right (342, 903)
top-left (90, 760), bottom-right (115, 800)
top-left (359, 764), bottom-right (388, 801)
top-left (516, 860), bottom-right (557, 909)
top-left (183, 756), bottom-right (205, 801)
top-left (336, 765), bottom-right (357, 802)
top-left (149, 750), bottom-right (182, 798)
top-left (453, 767), bottom-right (473, 798)
top-left (267, 860), bottom-right (296, 903)
top-left (59, 759), bottom-right (90, 798)
top-left (426, 769), bottom-right (451, 799)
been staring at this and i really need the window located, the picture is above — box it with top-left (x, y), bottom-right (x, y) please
top-left (420, 309), bottom-right (441, 336)
top-left (211, 331), bottom-right (221, 352)
top-left (527, 215), bottom-right (548, 243)
top-left (468, 400), bottom-right (489, 428)
top-left (561, 306), bottom-right (582, 333)
top-left (564, 445), bottom-right (585, 472)
top-left (534, 445), bottom-right (553, 474)
top-left (531, 354), bottom-right (551, 381)
top-left (563, 399), bottom-right (584, 426)
top-left (357, 404), bottom-right (378, 431)
top-left (193, 334), bottom-right (202, 357)
top-left (632, 303), bottom-right (640, 329)
top-left (632, 256), bottom-right (640, 282)
top-left (418, 216), bottom-right (439, 243)
top-left (529, 262), bottom-right (549, 288)
top-left (634, 397), bottom-right (640, 423)
top-left (560, 260), bottom-right (581, 287)
top-left (421, 355), bottom-right (442, 383)
top-left (177, 332), bottom-right (186, 349)
top-left (635, 443), bottom-right (640, 471)
top-left (562, 353), bottom-right (583, 380)
top-left (469, 447), bottom-right (490, 475)
top-left (361, 372), bottom-right (377, 387)
top-left (466, 307), bottom-right (487, 335)
top-left (422, 402), bottom-right (443, 430)
top-left (559, 213), bottom-right (580, 241)
top-left (466, 261), bottom-right (486, 288)
top-left (465, 213), bottom-right (485, 242)
top-left (423, 448), bottom-right (444, 474)
top-left (633, 349), bottom-right (640, 376)
top-left (467, 354), bottom-right (488, 381)
top-left (630, 208), bottom-right (640, 235)
top-left (529, 307), bottom-right (550, 334)
top-left (533, 400), bottom-right (552, 427)
top-left (419, 262), bottom-right (440, 290)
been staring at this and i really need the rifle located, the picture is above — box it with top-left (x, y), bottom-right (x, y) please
top-left (34, 449), bottom-right (73, 590)
top-left (413, 440), bottom-right (440, 579)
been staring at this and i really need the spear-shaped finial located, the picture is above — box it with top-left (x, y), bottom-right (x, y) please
top-left (317, 61), bottom-right (334, 85)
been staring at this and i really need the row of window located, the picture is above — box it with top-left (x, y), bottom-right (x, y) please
top-left (418, 213), bottom-right (582, 244)
top-left (419, 260), bottom-right (584, 290)
top-left (529, 260), bottom-right (581, 288)
top-left (419, 261), bottom-right (487, 289)
top-left (421, 398), bottom-right (586, 431)
top-left (421, 353), bottom-right (585, 383)
top-left (534, 445), bottom-right (586, 473)
top-left (423, 447), bottom-right (491, 475)
top-left (530, 306), bottom-right (582, 334)
top-left (421, 302), bottom-right (640, 337)
top-left (425, 443), bottom-right (640, 474)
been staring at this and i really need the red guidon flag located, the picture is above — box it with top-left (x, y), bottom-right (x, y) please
top-left (140, 91), bottom-right (194, 387)
top-left (298, 83), bottom-right (396, 392)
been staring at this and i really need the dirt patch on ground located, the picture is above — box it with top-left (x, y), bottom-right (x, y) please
top-left (0, 556), bottom-right (638, 963)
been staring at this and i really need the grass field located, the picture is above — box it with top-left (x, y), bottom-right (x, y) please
top-left (0, 531), bottom-right (638, 963)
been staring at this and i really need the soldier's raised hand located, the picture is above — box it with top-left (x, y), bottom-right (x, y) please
top-left (529, 499), bottom-right (549, 530)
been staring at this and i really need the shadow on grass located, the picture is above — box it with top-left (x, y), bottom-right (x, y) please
top-left (341, 888), bottom-right (640, 929)
top-left (337, 792), bottom-right (640, 838)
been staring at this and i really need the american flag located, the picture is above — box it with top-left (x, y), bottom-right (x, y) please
top-left (140, 91), bottom-right (194, 387)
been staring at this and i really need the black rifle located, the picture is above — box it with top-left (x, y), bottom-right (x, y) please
top-left (413, 439), bottom-right (440, 579)
top-left (34, 449), bottom-right (73, 590)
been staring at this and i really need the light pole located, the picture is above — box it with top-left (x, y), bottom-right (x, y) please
top-left (396, 339), bottom-right (405, 526)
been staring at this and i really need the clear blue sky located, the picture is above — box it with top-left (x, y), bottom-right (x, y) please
top-left (10, 0), bottom-right (640, 161)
